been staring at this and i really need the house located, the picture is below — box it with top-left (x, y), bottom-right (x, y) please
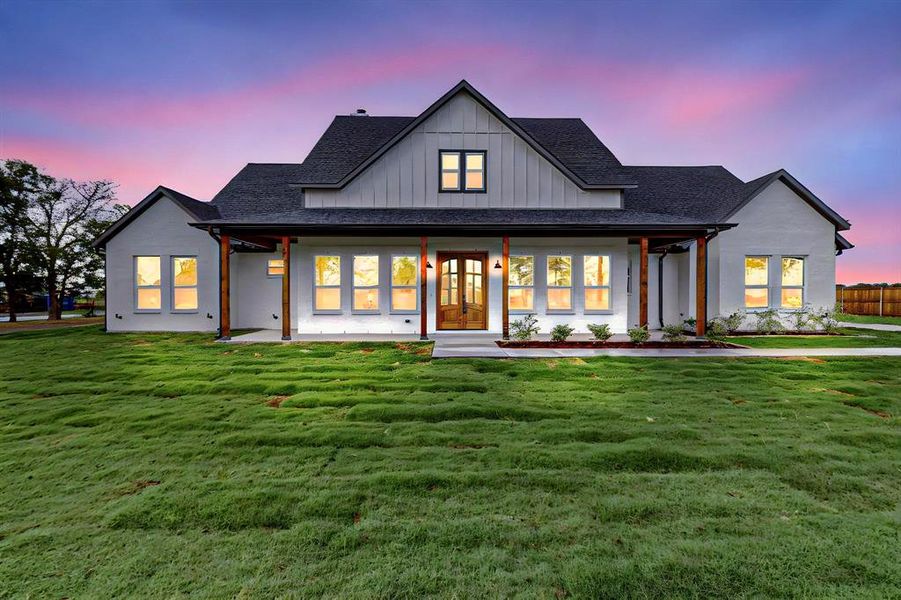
top-left (93, 80), bottom-right (852, 340)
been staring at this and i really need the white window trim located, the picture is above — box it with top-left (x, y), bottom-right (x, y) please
top-left (780, 256), bottom-right (806, 310)
top-left (546, 254), bottom-right (574, 314)
top-left (352, 255), bottom-right (380, 314)
top-left (584, 254), bottom-right (613, 314)
top-left (134, 255), bottom-right (162, 313)
top-left (313, 255), bottom-right (342, 314)
top-left (170, 255), bottom-right (199, 313)
top-left (508, 255), bottom-right (535, 314)
top-left (744, 255), bottom-right (770, 311)
top-left (266, 258), bottom-right (284, 278)
top-left (390, 254), bottom-right (419, 314)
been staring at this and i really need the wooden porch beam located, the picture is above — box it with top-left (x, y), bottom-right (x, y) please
top-left (219, 234), bottom-right (231, 340)
top-left (639, 237), bottom-right (649, 328)
top-left (281, 236), bottom-right (291, 341)
top-left (502, 235), bottom-right (510, 340)
top-left (420, 236), bottom-right (428, 341)
top-left (696, 236), bottom-right (707, 336)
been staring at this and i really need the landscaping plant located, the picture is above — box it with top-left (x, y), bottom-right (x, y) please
top-left (550, 324), bottom-right (575, 342)
top-left (753, 308), bottom-right (784, 334)
top-left (682, 316), bottom-right (696, 331)
top-left (790, 305), bottom-right (812, 331)
top-left (811, 307), bottom-right (840, 333)
top-left (661, 323), bottom-right (686, 342)
top-left (723, 310), bottom-right (745, 333)
top-left (628, 325), bottom-right (650, 344)
top-left (586, 323), bottom-right (612, 341)
top-left (510, 313), bottom-right (540, 341)
top-left (704, 317), bottom-right (729, 342)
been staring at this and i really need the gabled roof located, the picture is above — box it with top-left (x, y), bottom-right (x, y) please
top-left (211, 163), bottom-right (306, 219)
top-left (622, 165), bottom-right (747, 223)
top-left (296, 80), bottom-right (635, 190)
top-left (93, 186), bottom-right (218, 248)
top-left (725, 169), bottom-right (851, 231)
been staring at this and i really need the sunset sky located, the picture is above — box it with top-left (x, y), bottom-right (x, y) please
top-left (1, 0), bottom-right (898, 283)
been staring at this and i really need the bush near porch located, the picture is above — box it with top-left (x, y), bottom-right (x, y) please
top-left (1, 327), bottom-right (899, 598)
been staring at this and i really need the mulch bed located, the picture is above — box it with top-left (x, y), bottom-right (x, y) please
top-left (497, 340), bottom-right (746, 349)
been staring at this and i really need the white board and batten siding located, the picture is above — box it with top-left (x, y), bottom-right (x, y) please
top-left (304, 92), bottom-right (622, 210)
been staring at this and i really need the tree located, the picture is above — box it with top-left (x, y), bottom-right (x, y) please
top-left (0, 160), bottom-right (51, 322)
top-left (27, 177), bottom-right (122, 320)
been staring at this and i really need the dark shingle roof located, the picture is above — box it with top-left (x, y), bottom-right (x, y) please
top-left (160, 186), bottom-right (220, 221)
top-left (512, 118), bottom-right (626, 185)
top-left (212, 163), bottom-right (305, 219)
top-left (196, 206), bottom-right (709, 230)
top-left (622, 165), bottom-right (747, 223)
top-left (295, 116), bottom-right (413, 184)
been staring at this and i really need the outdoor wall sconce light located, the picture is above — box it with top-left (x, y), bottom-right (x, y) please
top-left (115, 313), bottom-right (122, 319)
top-left (426, 261), bottom-right (433, 269)
top-left (206, 313), bottom-right (213, 319)
top-left (494, 260), bottom-right (502, 269)
top-left (272, 314), bottom-right (279, 320)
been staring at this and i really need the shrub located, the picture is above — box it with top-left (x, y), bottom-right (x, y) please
top-left (705, 317), bottom-right (729, 341)
top-left (682, 317), bottom-right (697, 330)
top-left (789, 305), bottom-right (812, 331)
top-left (753, 308), bottom-right (784, 334)
top-left (723, 310), bottom-right (744, 333)
top-left (628, 326), bottom-right (650, 344)
top-left (811, 307), bottom-right (839, 334)
top-left (510, 313), bottom-right (540, 341)
top-left (550, 324), bottom-right (575, 342)
top-left (586, 323), bottom-right (613, 341)
top-left (661, 323), bottom-right (686, 342)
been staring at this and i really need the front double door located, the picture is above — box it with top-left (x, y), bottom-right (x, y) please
top-left (436, 252), bottom-right (488, 330)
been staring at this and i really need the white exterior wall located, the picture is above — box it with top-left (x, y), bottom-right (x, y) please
top-left (713, 179), bottom-right (836, 318)
top-left (105, 197), bottom-right (218, 332)
top-left (305, 92), bottom-right (622, 210)
top-left (228, 236), bottom-right (631, 335)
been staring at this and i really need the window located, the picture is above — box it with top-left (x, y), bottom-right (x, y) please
top-left (135, 256), bottom-right (161, 311)
top-left (440, 150), bottom-right (486, 192)
top-left (781, 257), bottom-right (805, 308)
top-left (584, 255), bottom-right (611, 311)
top-left (546, 255), bottom-right (572, 311)
top-left (353, 255), bottom-right (379, 311)
top-left (744, 256), bottom-right (769, 308)
top-left (508, 256), bottom-right (534, 311)
top-left (172, 257), bottom-right (198, 311)
top-left (391, 256), bottom-right (418, 312)
top-left (314, 255), bottom-right (341, 311)
top-left (267, 259), bottom-right (284, 277)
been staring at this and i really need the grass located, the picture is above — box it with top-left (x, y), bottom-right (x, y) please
top-left (729, 326), bottom-right (901, 348)
top-left (1, 326), bottom-right (899, 598)
top-left (0, 316), bottom-right (104, 332)
top-left (836, 312), bottom-right (901, 326)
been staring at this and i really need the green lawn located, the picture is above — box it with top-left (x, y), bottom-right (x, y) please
top-left (729, 326), bottom-right (901, 348)
top-left (837, 312), bottom-right (901, 326)
top-left (1, 327), bottom-right (899, 598)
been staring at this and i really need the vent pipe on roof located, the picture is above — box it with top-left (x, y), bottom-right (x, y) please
top-left (353, 108), bottom-right (368, 116)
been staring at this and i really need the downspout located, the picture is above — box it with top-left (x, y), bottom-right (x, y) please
top-left (657, 249), bottom-right (667, 329)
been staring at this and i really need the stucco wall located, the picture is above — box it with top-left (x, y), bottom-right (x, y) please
top-left (105, 197), bottom-right (218, 332)
top-left (713, 179), bottom-right (836, 319)
top-left (305, 92), bottom-right (622, 210)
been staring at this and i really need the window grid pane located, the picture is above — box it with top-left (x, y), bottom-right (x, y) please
top-left (267, 259), bottom-right (284, 277)
top-left (135, 256), bottom-right (161, 311)
top-left (314, 256), bottom-right (341, 311)
top-left (391, 256), bottom-right (418, 312)
top-left (509, 256), bottom-right (534, 311)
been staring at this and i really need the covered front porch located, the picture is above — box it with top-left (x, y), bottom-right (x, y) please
top-left (206, 225), bottom-right (716, 342)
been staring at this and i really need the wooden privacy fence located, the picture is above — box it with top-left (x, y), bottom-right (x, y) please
top-left (837, 286), bottom-right (901, 316)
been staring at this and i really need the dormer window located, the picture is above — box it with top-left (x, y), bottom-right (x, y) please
top-left (440, 150), bottom-right (486, 192)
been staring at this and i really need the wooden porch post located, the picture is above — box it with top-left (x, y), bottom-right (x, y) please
top-left (281, 236), bottom-right (291, 341)
top-left (639, 237), bottom-right (649, 328)
top-left (502, 235), bottom-right (510, 340)
top-left (420, 236), bottom-right (428, 340)
top-left (219, 234), bottom-right (231, 340)
top-left (696, 236), bottom-right (707, 336)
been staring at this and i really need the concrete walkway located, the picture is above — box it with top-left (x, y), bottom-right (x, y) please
top-left (839, 321), bottom-right (901, 332)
